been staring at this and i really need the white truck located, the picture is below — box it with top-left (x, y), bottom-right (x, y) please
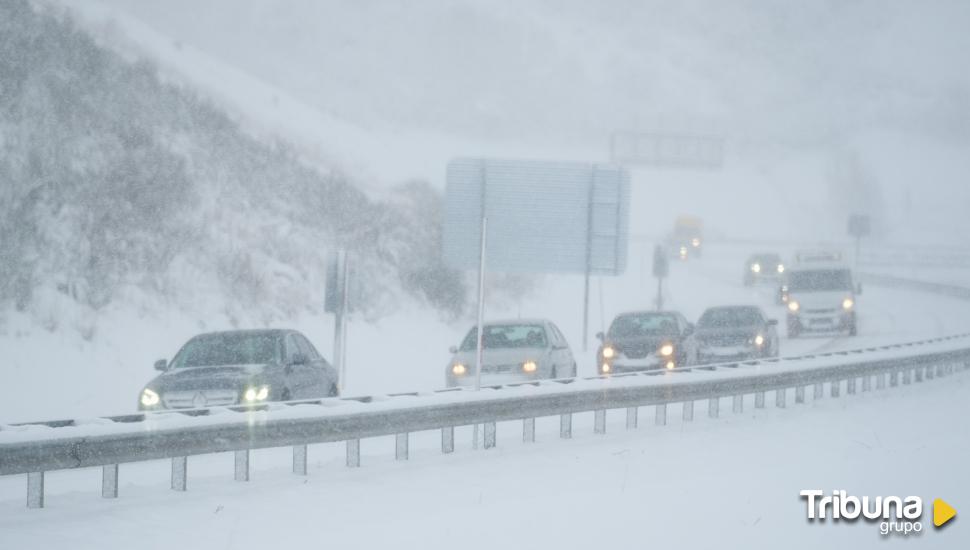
top-left (784, 256), bottom-right (860, 337)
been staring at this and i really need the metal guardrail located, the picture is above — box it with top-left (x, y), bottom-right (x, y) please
top-left (2, 332), bottom-right (969, 508)
top-left (860, 272), bottom-right (970, 300)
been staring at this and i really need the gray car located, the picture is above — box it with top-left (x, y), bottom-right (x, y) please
top-left (445, 319), bottom-right (577, 387)
top-left (695, 306), bottom-right (779, 363)
top-left (138, 329), bottom-right (339, 411)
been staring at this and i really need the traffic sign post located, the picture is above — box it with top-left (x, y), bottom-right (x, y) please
top-left (652, 245), bottom-right (669, 311)
top-left (848, 214), bottom-right (871, 267)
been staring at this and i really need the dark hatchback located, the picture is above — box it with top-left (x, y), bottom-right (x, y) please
top-left (695, 306), bottom-right (779, 363)
top-left (138, 329), bottom-right (338, 411)
top-left (596, 311), bottom-right (699, 374)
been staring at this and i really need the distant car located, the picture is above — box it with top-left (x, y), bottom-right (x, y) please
top-left (445, 319), bottom-right (576, 387)
top-left (743, 253), bottom-right (785, 286)
top-left (695, 306), bottom-right (779, 363)
top-left (596, 310), bottom-right (698, 374)
top-left (667, 215), bottom-right (704, 259)
top-left (138, 329), bottom-right (338, 411)
top-left (786, 264), bottom-right (860, 337)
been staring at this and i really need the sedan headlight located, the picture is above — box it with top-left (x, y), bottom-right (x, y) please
top-left (788, 300), bottom-right (800, 312)
top-left (659, 343), bottom-right (674, 357)
top-left (751, 263), bottom-right (761, 273)
top-left (842, 298), bottom-right (854, 310)
top-left (451, 363), bottom-right (467, 376)
top-left (243, 386), bottom-right (270, 402)
top-left (522, 360), bottom-right (538, 373)
top-left (753, 334), bottom-right (765, 347)
top-left (140, 388), bottom-right (160, 407)
top-left (601, 346), bottom-right (616, 359)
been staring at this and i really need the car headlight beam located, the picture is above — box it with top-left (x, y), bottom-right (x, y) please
top-left (140, 388), bottom-right (160, 407)
top-left (754, 334), bottom-right (765, 346)
top-left (452, 363), bottom-right (467, 376)
top-left (788, 301), bottom-right (800, 312)
top-left (244, 385), bottom-right (270, 402)
top-left (777, 264), bottom-right (785, 273)
top-left (659, 343), bottom-right (674, 357)
top-left (751, 263), bottom-right (761, 273)
top-left (842, 298), bottom-right (854, 310)
top-left (602, 346), bottom-right (615, 359)
top-left (522, 360), bottom-right (538, 373)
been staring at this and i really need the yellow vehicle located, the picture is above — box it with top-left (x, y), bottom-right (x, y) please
top-left (668, 216), bottom-right (704, 259)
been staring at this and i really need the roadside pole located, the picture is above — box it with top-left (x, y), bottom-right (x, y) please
top-left (472, 217), bottom-right (488, 450)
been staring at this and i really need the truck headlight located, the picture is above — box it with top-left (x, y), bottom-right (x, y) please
top-left (244, 386), bottom-right (270, 402)
top-left (140, 388), bottom-right (160, 407)
top-left (788, 301), bottom-right (800, 312)
top-left (659, 343), bottom-right (674, 357)
top-left (751, 263), bottom-right (761, 273)
top-left (777, 264), bottom-right (785, 273)
top-left (602, 346), bottom-right (616, 359)
top-left (451, 363), bottom-right (467, 376)
top-left (691, 237), bottom-right (701, 248)
top-left (842, 298), bottom-right (854, 310)
top-left (522, 360), bottom-right (538, 373)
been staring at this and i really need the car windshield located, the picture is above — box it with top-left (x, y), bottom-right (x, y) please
top-left (609, 313), bottom-right (679, 338)
top-left (787, 269), bottom-right (853, 291)
top-left (698, 308), bottom-right (762, 328)
top-left (751, 255), bottom-right (780, 266)
top-left (460, 324), bottom-right (547, 350)
top-left (170, 333), bottom-right (281, 368)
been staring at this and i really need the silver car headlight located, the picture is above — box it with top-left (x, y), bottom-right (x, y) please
top-left (140, 388), bottom-right (160, 407)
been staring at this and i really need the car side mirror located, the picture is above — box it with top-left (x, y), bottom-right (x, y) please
top-left (449, 345), bottom-right (458, 354)
top-left (289, 353), bottom-right (308, 366)
top-left (595, 331), bottom-right (605, 341)
top-left (154, 358), bottom-right (168, 371)
top-left (767, 319), bottom-right (779, 326)
top-left (856, 283), bottom-right (863, 295)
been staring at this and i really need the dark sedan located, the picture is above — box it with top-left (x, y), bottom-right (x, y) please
top-left (743, 253), bottom-right (785, 286)
top-left (695, 306), bottom-right (779, 363)
top-left (138, 329), bottom-right (338, 411)
top-left (596, 310), bottom-right (698, 374)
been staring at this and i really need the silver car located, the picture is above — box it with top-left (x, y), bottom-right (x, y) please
top-left (445, 319), bottom-right (577, 387)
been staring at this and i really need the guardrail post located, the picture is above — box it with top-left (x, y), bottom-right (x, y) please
top-left (902, 370), bottom-right (911, 385)
top-left (732, 394), bottom-right (743, 413)
top-left (27, 472), bottom-right (44, 508)
top-left (936, 364), bottom-right (944, 377)
top-left (831, 380), bottom-right (841, 398)
top-left (682, 401), bottom-right (694, 422)
top-left (795, 386), bottom-right (805, 404)
top-left (292, 445), bottom-right (307, 475)
top-left (775, 388), bottom-right (786, 408)
top-left (877, 373), bottom-right (886, 389)
top-left (655, 404), bottom-right (667, 426)
top-left (523, 418), bottom-right (536, 442)
top-left (560, 414), bottom-right (572, 439)
top-left (708, 397), bottom-right (719, 418)
top-left (914, 367), bottom-right (924, 383)
top-left (171, 457), bottom-right (187, 491)
top-left (813, 383), bottom-right (823, 400)
top-left (861, 375), bottom-right (871, 392)
top-left (594, 410), bottom-right (607, 434)
top-left (890, 372), bottom-right (899, 387)
top-left (102, 464), bottom-right (119, 498)
top-left (626, 407), bottom-right (638, 429)
top-left (754, 391), bottom-right (765, 409)
top-left (847, 378), bottom-right (856, 394)
top-left (395, 433), bottom-right (409, 460)
top-left (926, 365), bottom-right (935, 380)
top-left (234, 450), bottom-right (250, 481)
top-left (442, 426), bottom-right (455, 453)
top-left (347, 439), bottom-right (360, 467)
top-left (483, 422), bottom-right (497, 449)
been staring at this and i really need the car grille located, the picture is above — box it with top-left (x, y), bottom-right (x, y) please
top-left (163, 390), bottom-right (238, 409)
top-left (805, 308), bottom-right (838, 315)
top-left (621, 345), bottom-right (653, 359)
top-left (484, 363), bottom-right (519, 373)
top-left (707, 335), bottom-right (749, 347)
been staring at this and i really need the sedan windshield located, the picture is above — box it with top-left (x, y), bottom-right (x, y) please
top-left (460, 324), bottom-right (547, 350)
top-left (787, 269), bottom-right (852, 291)
top-left (698, 308), bottom-right (762, 328)
top-left (609, 313), bottom-right (679, 338)
top-left (170, 333), bottom-right (281, 368)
